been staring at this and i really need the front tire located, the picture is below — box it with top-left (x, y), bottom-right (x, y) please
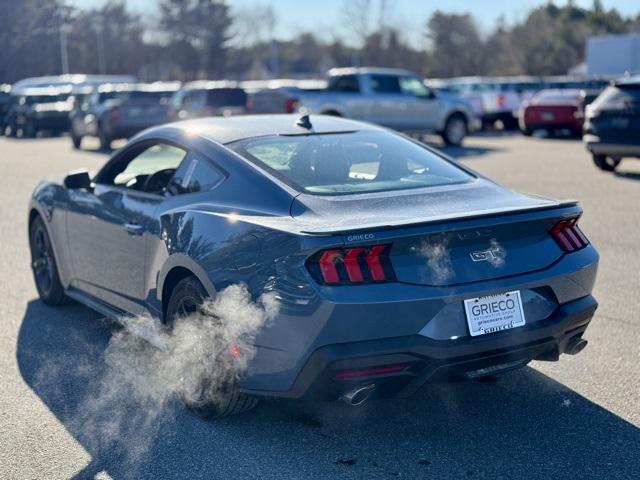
top-left (441, 114), bottom-right (467, 146)
top-left (166, 276), bottom-right (259, 419)
top-left (592, 154), bottom-right (621, 172)
top-left (29, 216), bottom-right (67, 306)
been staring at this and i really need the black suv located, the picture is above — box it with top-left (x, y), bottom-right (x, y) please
top-left (583, 77), bottom-right (640, 172)
top-left (5, 87), bottom-right (72, 138)
top-left (0, 84), bottom-right (11, 135)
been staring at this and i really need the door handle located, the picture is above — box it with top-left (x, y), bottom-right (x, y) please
top-left (124, 223), bottom-right (144, 235)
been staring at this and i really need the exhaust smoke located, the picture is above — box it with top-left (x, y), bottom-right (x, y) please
top-left (37, 284), bottom-right (277, 467)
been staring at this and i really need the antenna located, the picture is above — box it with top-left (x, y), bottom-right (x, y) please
top-left (296, 114), bottom-right (313, 130)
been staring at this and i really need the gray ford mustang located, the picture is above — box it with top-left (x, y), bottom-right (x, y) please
top-left (28, 114), bottom-right (599, 417)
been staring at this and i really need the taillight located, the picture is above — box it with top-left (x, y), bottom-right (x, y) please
top-left (550, 217), bottom-right (589, 252)
top-left (110, 106), bottom-right (121, 121)
top-left (307, 244), bottom-right (395, 285)
top-left (284, 97), bottom-right (299, 113)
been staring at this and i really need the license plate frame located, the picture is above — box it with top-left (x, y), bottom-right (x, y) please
top-left (464, 290), bottom-right (526, 337)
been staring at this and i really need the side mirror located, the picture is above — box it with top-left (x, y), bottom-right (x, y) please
top-left (64, 169), bottom-right (92, 190)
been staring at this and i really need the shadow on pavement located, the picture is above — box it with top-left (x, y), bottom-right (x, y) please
top-left (438, 144), bottom-right (502, 160)
top-left (614, 170), bottom-right (640, 182)
top-left (17, 299), bottom-right (640, 479)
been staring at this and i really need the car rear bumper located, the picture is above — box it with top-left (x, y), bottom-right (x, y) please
top-left (241, 294), bottom-right (597, 400)
top-left (584, 134), bottom-right (640, 157)
top-left (521, 120), bottom-right (582, 133)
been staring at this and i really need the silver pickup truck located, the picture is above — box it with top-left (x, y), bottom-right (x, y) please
top-left (290, 68), bottom-right (473, 146)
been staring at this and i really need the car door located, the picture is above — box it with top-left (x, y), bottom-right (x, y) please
top-left (398, 76), bottom-right (441, 131)
top-left (366, 74), bottom-right (408, 130)
top-left (66, 141), bottom-right (188, 315)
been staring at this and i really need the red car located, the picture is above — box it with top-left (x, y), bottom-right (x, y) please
top-left (519, 89), bottom-right (583, 136)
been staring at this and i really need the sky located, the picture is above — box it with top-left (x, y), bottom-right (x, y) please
top-left (69, 0), bottom-right (640, 47)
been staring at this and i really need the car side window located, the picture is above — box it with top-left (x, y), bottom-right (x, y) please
top-left (399, 76), bottom-right (430, 98)
top-left (370, 75), bottom-right (402, 94)
top-left (168, 154), bottom-right (224, 195)
top-left (328, 75), bottom-right (360, 93)
top-left (99, 143), bottom-right (187, 193)
top-left (183, 90), bottom-right (206, 108)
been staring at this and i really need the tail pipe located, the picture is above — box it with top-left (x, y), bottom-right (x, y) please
top-left (340, 384), bottom-right (375, 406)
top-left (565, 336), bottom-right (588, 355)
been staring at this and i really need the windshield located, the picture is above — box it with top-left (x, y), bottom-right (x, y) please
top-left (22, 94), bottom-right (69, 105)
top-left (590, 85), bottom-right (640, 111)
top-left (229, 131), bottom-right (472, 195)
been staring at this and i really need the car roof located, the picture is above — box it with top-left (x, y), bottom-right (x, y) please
top-left (147, 114), bottom-right (383, 145)
top-left (97, 81), bottom-right (181, 93)
top-left (615, 75), bottom-right (640, 87)
top-left (12, 86), bottom-right (72, 96)
top-left (182, 80), bottom-right (240, 90)
top-left (328, 67), bottom-right (419, 77)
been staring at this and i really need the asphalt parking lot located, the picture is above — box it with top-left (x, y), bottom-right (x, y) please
top-left (0, 133), bottom-right (638, 480)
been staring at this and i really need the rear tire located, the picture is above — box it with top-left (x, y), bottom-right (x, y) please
top-left (441, 114), bottom-right (467, 146)
top-left (24, 119), bottom-right (37, 138)
top-left (71, 134), bottom-right (82, 149)
top-left (98, 129), bottom-right (111, 151)
top-left (165, 276), bottom-right (259, 419)
top-left (592, 154), bottom-right (620, 172)
top-left (29, 216), bottom-right (67, 306)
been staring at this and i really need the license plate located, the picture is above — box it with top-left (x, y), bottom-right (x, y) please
top-left (464, 291), bottom-right (526, 337)
top-left (541, 112), bottom-right (555, 121)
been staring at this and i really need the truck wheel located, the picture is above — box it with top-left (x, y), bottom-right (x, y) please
top-left (592, 154), bottom-right (620, 172)
top-left (441, 114), bottom-right (467, 146)
top-left (166, 276), bottom-right (259, 419)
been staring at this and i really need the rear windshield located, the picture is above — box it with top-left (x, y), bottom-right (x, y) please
top-left (590, 84), bottom-right (640, 110)
top-left (229, 131), bottom-right (472, 195)
top-left (532, 90), bottom-right (581, 104)
top-left (207, 88), bottom-right (246, 106)
top-left (127, 90), bottom-right (175, 103)
top-left (21, 94), bottom-right (69, 104)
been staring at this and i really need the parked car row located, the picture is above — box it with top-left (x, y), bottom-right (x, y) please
top-left (428, 75), bottom-right (612, 130)
top-left (0, 68), bottom-right (475, 147)
top-left (2, 72), bottom-right (639, 165)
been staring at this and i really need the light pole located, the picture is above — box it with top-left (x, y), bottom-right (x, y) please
top-left (58, 6), bottom-right (70, 74)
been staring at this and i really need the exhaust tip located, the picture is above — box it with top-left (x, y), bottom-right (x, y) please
top-left (340, 384), bottom-right (375, 406)
top-left (565, 336), bottom-right (588, 355)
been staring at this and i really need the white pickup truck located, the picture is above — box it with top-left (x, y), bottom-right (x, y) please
top-left (249, 68), bottom-right (473, 146)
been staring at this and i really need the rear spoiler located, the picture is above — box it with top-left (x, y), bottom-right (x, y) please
top-left (298, 199), bottom-right (580, 236)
